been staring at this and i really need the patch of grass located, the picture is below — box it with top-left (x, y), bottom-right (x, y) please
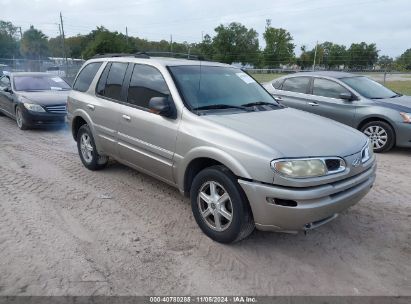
top-left (384, 81), bottom-right (411, 95)
top-left (249, 73), bottom-right (287, 83)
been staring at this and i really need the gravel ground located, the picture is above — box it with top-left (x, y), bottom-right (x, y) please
top-left (0, 115), bottom-right (410, 296)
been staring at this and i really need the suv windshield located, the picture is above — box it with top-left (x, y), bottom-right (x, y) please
top-left (169, 65), bottom-right (279, 112)
top-left (340, 76), bottom-right (398, 99)
top-left (14, 76), bottom-right (70, 91)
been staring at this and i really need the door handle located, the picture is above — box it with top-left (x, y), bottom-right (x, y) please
top-left (122, 114), bottom-right (131, 121)
top-left (86, 104), bottom-right (95, 110)
top-left (308, 102), bottom-right (319, 106)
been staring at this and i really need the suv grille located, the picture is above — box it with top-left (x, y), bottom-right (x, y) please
top-left (45, 105), bottom-right (67, 114)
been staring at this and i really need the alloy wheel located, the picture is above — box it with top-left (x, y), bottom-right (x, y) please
top-left (364, 125), bottom-right (388, 150)
top-left (197, 181), bottom-right (233, 232)
top-left (80, 133), bottom-right (94, 163)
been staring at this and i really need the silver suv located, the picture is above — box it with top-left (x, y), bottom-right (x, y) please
top-left (68, 54), bottom-right (376, 243)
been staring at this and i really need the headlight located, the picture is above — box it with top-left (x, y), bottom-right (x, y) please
top-left (271, 157), bottom-right (346, 178)
top-left (362, 140), bottom-right (374, 162)
top-left (23, 103), bottom-right (45, 112)
top-left (400, 112), bottom-right (411, 123)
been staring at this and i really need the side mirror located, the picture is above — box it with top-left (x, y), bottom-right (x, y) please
top-left (148, 96), bottom-right (175, 118)
top-left (339, 92), bottom-right (354, 101)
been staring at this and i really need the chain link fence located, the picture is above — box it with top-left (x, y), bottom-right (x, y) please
top-left (0, 58), bottom-right (85, 84)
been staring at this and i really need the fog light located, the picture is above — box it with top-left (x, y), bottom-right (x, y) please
top-left (267, 197), bottom-right (297, 207)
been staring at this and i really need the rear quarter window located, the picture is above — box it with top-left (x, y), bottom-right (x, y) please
top-left (73, 62), bottom-right (103, 92)
top-left (281, 77), bottom-right (310, 94)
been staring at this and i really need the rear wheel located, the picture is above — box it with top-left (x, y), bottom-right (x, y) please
top-left (15, 106), bottom-right (29, 130)
top-left (77, 124), bottom-right (108, 170)
top-left (190, 166), bottom-right (254, 243)
top-left (361, 121), bottom-right (395, 153)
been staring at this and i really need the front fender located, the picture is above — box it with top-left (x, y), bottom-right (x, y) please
top-left (175, 146), bottom-right (253, 192)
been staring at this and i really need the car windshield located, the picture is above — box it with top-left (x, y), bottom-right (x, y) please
top-left (340, 76), bottom-right (398, 99)
top-left (14, 76), bottom-right (70, 91)
top-left (169, 65), bottom-right (279, 112)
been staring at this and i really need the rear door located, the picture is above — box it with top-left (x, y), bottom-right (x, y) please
top-left (306, 77), bottom-right (357, 126)
top-left (273, 76), bottom-right (311, 111)
top-left (0, 76), bottom-right (13, 115)
top-left (117, 63), bottom-right (179, 184)
top-left (91, 62), bottom-right (130, 156)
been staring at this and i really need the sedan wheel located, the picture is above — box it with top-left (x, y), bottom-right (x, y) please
top-left (15, 107), bottom-right (28, 130)
top-left (363, 126), bottom-right (388, 150)
top-left (361, 121), bottom-right (395, 153)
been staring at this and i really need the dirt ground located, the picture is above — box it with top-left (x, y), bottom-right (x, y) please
top-left (0, 115), bottom-right (410, 296)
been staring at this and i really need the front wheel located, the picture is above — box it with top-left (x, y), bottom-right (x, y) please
top-left (16, 106), bottom-right (29, 130)
top-left (190, 166), bottom-right (254, 243)
top-left (361, 121), bottom-right (395, 153)
top-left (77, 124), bottom-right (108, 170)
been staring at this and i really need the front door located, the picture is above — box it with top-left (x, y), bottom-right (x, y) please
top-left (306, 77), bottom-right (357, 127)
top-left (117, 63), bottom-right (179, 184)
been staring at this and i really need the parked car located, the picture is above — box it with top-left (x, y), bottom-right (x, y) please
top-left (68, 55), bottom-right (376, 243)
top-left (0, 72), bottom-right (70, 129)
top-left (263, 71), bottom-right (411, 152)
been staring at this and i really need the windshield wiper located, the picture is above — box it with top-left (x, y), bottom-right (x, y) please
top-left (192, 104), bottom-right (251, 111)
top-left (241, 101), bottom-right (277, 107)
top-left (390, 93), bottom-right (402, 98)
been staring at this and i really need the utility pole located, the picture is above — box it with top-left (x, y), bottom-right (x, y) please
top-left (18, 27), bottom-right (23, 39)
top-left (60, 12), bottom-right (68, 76)
top-left (58, 23), bottom-right (64, 58)
top-left (312, 41), bottom-right (318, 71)
top-left (170, 34), bottom-right (173, 55)
top-left (126, 26), bottom-right (129, 46)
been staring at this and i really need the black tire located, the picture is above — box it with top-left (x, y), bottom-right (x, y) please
top-left (15, 106), bottom-right (29, 130)
top-left (190, 165), bottom-right (254, 243)
top-left (360, 121), bottom-right (395, 153)
top-left (77, 124), bottom-right (108, 170)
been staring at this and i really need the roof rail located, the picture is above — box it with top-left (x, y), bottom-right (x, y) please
top-left (91, 52), bottom-right (204, 60)
top-left (91, 53), bottom-right (150, 59)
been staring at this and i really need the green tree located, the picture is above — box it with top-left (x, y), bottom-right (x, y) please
top-left (212, 22), bottom-right (259, 65)
top-left (396, 49), bottom-right (411, 70)
top-left (0, 20), bottom-right (19, 58)
top-left (347, 42), bottom-right (378, 69)
top-left (263, 22), bottom-right (295, 68)
top-left (82, 27), bottom-right (132, 59)
top-left (297, 45), bottom-right (314, 69)
top-left (378, 55), bottom-right (394, 71)
top-left (20, 25), bottom-right (49, 59)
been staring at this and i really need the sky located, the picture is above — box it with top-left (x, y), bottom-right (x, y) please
top-left (1, 0), bottom-right (410, 57)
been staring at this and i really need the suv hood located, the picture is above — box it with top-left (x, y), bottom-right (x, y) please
top-left (373, 95), bottom-right (411, 112)
top-left (18, 90), bottom-right (70, 106)
top-left (202, 108), bottom-right (367, 158)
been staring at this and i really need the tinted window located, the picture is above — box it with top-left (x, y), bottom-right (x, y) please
top-left (281, 77), bottom-right (310, 93)
top-left (100, 62), bottom-right (128, 101)
top-left (312, 78), bottom-right (350, 99)
top-left (96, 63), bottom-right (111, 96)
top-left (340, 76), bottom-right (396, 99)
top-left (127, 64), bottom-right (169, 108)
top-left (73, 62), bottom-right (102, 92)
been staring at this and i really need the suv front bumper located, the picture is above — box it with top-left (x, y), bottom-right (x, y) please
top-left (238, 163), bottom-right (376, 232)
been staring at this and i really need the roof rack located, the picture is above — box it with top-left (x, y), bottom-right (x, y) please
top-left (92, 53), bottom-right (150, 59)
top-left (91, 52), bottom-right (204, 60)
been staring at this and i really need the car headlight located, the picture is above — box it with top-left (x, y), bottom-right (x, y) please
top-left (400, 112), bottom-right (411, 123)
top-left (271, 157), bottom-right (346, 178)
top-left (23, 103), bottom-right (45, 112)
top-left (362, 139), bottom-right (374, 162)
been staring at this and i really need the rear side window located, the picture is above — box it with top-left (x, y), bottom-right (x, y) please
top-left (97, 62), bottom-right (128, 101)
top-left (126, 64), bottom-right (170, 109)
top-left (312, 78), bottom-right (350, 99)
top-left (281, 77), bottom-right (310, 94)
top-left (73, 62), bottom-right (102, 92)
